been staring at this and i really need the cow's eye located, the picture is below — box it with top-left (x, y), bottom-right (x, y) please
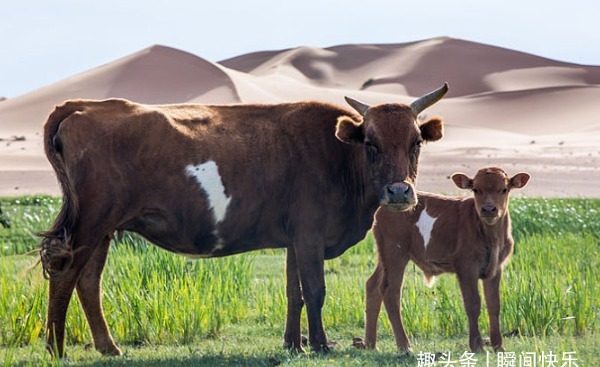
top-left (412, 140), bottom-right (423, 154)
top-left (365, 141), bottom-right (379, 154)
top-left (502, 188), bottom-right (508, 194)
top-left (473, 188), bottom-right (479, 194)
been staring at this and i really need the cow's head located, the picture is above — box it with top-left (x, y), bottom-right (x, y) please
top-left (335, 83), bottom-right (448, 211)
top-left (452, 167), bottom-right (530, 225)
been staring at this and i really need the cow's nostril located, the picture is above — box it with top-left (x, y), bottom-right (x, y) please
top-left (387, 186), bottom-right (396, 196)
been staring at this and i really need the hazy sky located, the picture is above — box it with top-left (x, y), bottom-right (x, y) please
top-left (2, 0), bottom-right (598, 98)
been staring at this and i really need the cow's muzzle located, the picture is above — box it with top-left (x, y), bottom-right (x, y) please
top-left (380, 181), bottom-right (417, 211)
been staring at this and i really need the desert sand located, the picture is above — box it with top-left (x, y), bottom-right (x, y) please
top-left (1, 37), bottom-right (599, 197)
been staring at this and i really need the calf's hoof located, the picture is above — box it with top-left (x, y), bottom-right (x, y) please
top-left (470, 336), bottom-right (485, 353)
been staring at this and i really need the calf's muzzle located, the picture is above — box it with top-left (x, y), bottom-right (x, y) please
top-left (481, 205), bottom-right (498, 216)
top-left (480, 204), bottom-right (500, 224)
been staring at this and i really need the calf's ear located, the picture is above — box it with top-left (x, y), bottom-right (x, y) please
top-left (451, 173), bottom-right (473, 190)
top-left (510, 172), bottom-right (531, 189)
top-left (420, 117), bottom-right (444, 142)
top-left (335, 116), bottom-right (365, 144)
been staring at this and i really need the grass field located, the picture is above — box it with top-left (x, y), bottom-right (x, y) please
top-left (0, 196), bottom-right (598, 366)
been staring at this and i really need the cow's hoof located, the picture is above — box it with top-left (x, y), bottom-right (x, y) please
top-left (310, 340), bottom-right (339, 353)
top-left (283, 342), bottom-right (306, 354)
top-left (311, 344), bottom-right (331, 353)
top-left (98, 345), bottom-right (123, 357)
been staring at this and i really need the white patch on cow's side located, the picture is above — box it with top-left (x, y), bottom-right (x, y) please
top-left (416, 209), bottom-right (437, 249)
top-left (185, 160), bottom-right (231, 224)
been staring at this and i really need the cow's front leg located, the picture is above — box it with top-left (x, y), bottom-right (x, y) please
top-left (283, 246), bottom-right (305, 353)
top-left (457, 271), bottom-right (483, 352)
top-left (293, 240), bottom-right (329, 352)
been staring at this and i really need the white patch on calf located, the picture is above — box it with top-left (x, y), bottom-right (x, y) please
top-left (185, 160), bottom-right (231, 224)
top-left (416, 209), bottom-right (436, 249)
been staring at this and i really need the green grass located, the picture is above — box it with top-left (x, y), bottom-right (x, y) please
top-left (0, 196), bottom-right (598, 366)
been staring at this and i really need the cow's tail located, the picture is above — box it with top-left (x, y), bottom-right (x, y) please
top-left (38, 101), bottom-right (84, 279)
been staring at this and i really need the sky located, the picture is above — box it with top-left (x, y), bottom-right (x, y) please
top-left (1, 0), bottom-right (599, 98)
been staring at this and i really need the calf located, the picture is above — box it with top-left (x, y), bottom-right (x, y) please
top-left (358, 167), bottom-right (530, 353)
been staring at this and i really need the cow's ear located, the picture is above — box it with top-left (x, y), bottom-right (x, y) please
top-left (335, 116), bottom-right (365, 144)
top-left (420, 117), bottom-right (443, 142)
top-left (451, 173), bottom-right (473, 190)
top-left (510, 172), bottom-right (530, 189)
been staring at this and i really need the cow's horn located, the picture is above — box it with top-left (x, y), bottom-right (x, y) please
top-left (410, 82), bottom-right (449, 116)
top-left (345, 96), bottom-right (370, 117)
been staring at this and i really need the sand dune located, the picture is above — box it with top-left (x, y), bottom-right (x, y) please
top-left (1, 37), bottom-right (599, 197)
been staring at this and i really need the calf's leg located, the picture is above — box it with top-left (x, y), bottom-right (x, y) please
top-left (483, 269), bottom-right (503, 351)
top-left (283, 246), bottom-right (305, 353)
top-left (457, 272), bottom-right (484, 352)
top-left (381, 258), bottom-right (411, 352)
top-left (363, 263), bottom-right (384, 349)
top-left (75, 237), bottom-right (122, 356)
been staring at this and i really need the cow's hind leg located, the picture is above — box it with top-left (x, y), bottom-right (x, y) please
top-left (45, 233), bottom-right (103, 358)
top-left (76, 236), bottom-right (122, 356)
top-left (46, 265), bottom-right (80, 358)
top-left (293, 240), bottom-right (329, 353)
top-left (283, 246), bottom-right (305, 353)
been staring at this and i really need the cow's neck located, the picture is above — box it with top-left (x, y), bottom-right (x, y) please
top-left (321, 148), bottom-right (381, 259)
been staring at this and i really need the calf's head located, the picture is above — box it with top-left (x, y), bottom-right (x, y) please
top-left (452, 167), bottom-right (530, 225)
top-left (335, 83), bottom-right (448, 211)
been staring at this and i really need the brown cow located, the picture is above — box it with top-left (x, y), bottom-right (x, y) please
top-left (38, 84), bottom-right (448, 357)
top-left (356, 167), bottom-right (530, 353)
